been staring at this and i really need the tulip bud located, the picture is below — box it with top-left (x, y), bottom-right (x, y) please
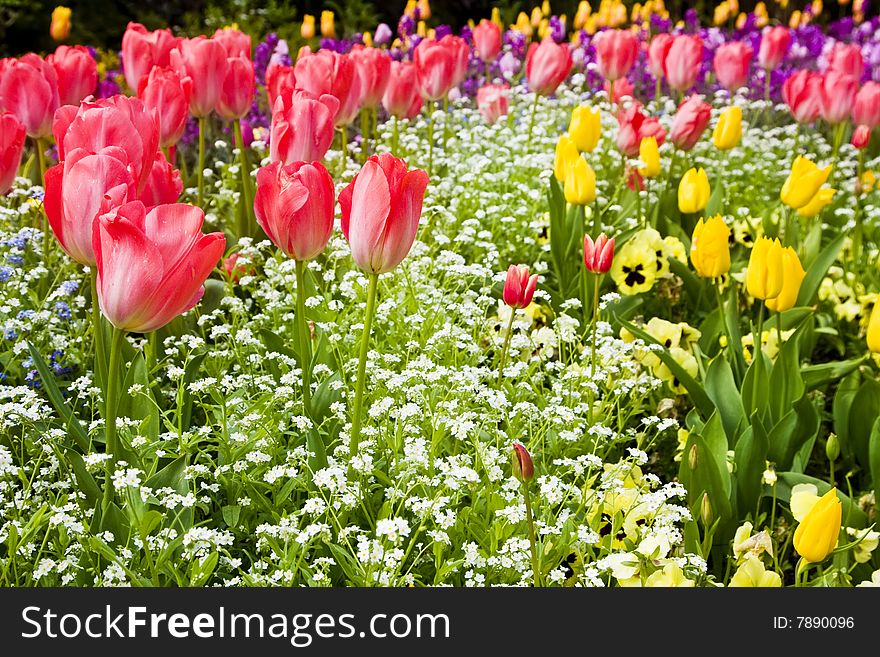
top-left (50, 6), bottom-right (72, 41)
top-left (563, 157), bottom-right (597, 206)
top-left (825, 434), bottom-right (840, 463)
top-left (301, 15), bottom-right (316, 39)
top-left (554, 135), bottom-right (579, 182)
top-left (320, 10), bottom-right (336, 38)
top-left (793, 488), bottom-right (841, 563)
top-left (746, 236), bottom-right (785, 301)
top-left (503, 264), bottom-right (539, 309)
top-left (511, 441), bottom-right (534, 482)
top-left (700, 492), bottom-right (714, 526)
top-left (867, 301), bottom-right (880, 353)
top-left (780, 155), bottom-right (832, 210)
top-left (638, 136), bottom-right (661, 178)
top-left (690, 215), bottom-right (731, 279)
top-left (688, 443), bottom-right (699, 470)
top-left (852, 124), bottom-right (871, 150)
top-left (584, 234), bottom-right (615, 274)
top-left (678, 167), bottom-right (710, 214)
top-left (713, 105), bottom-right (742, 151)
top-left (569, 106), bottom-right (601, 153)
top-left (764, 246), bottom-right (805, 313)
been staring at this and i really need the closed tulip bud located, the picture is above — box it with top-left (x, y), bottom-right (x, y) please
top-left (765, 246), bottom-right (805, 312)
top-left (793, 488), bottom-right (841, 563)
top-left (50, 6), bottom-right (72, 41)
top-left (594, 29), bottom-right (639, 82)
top-left (269, 89), bottom-right (338, 165)
top-left (413, 36), bottom-right (460, 102)
top-left (217, 55), bottom-right (255, 120)
top-left (382, 61), bottom-right (423, 120)
top-left (700, 492), bottom-right (714, 527)
top-left (665, 34), bottom-right (703, 92)
top-left (713, 41), bottom-right (753, 91)
top-left (511, 441), bottom-right (534, 482)
top-left (678, 167), bottom-right (710, 214)
top-left (670, 95), bottom-right (712, 151)
top-left (564, 157), bottom-right (596, 205)
top-left (0, 112), bottom-right (26, 195)
top-left (121, 22), bottom-right (181, 92)
top-left (138, 66), bottom-right (193, 148)
top-left (48, 45), bottom-right (98, 107)
top-left (638, 136), bottom-right (661, 178)
top-left (819, 71), bottom-right (859, 125)
top-left (746, 236), bottom-right (785, 301)
top-left (796, 187), bottom-right (835, 218)
top-left (473, 19), bottom-right (502, 63)
top-left (825, 434), bottom-right (840, 463)
top-left (525, 38), bottom-right (572, 98)
top-left (170, 37), bottom-right (228, 118)
top-left (301, 15), bottom-right (316, 39)
top-left (584, 233), bottom-right (615, 274)
top-left (553, 134), bottom-right (579, 182)
top-left (867, 301), bottom-right (880, 353)
top-left (503, 264), bottom-right (538, 309)
top-left (712, 105), bottom-right (742, 151)
top-left (757, 25), bottom-right (790, 70)
top-left (293, 49), bottom-right (357, 126)
top-left (569, 106), bottom-right (600, 152)
top-left (320, 11), bottom-right (336, 38)
top-left (350, 46), bottom-right (392, 109)
top-left (780, 155), bottom-right (832, 210)
top-left (690, 215), bottom-right (731, 279)
top-left (688, 443), bottom-right (699, 470)
top-left (0, 55), bottom-right (59, 140)
top-left (783, 70), bottom-right (823, 125)
top-left (852, 82), bottom-right (880, 130)
top-left (852, 124), bottom-right (871, 150)
top-left (647, 34), bottom-right (674, 80)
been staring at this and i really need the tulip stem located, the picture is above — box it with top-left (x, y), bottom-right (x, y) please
top-left (338, 124), bottom-right (348, 179)
top-left (713, 279), bottom-right (731, 358)
top-left (485, 62), bottom-right (491, 85)
top-left (391, 116), bottom-right (400, 155)
top-left (829, 122), bottom-right (846, 187)
top-left (654, 77), bottom-right (661, 103)
top-left (426, 105), bottom-right (435, 175)
top-left (497, 310), bottom-right (516, 387)
top-left (197, 116), bottom-right (206, 209)
top-left (522, 481), bottom-right (541, 587)
top-left (350, 272), bottom-right (379, 455)
top-left (526, 94), bottom-right (540, 144)
top-left (90, 270), bottom-right (108, 398)
top-left (359, 109), bottom-right (370, 163)
top-left (101, 326), bottom-right (123, 515)
top-left (751, 303), bottom-right (765, 412)
top-left (442, 96), bottom-right (449, 145)
top-left (35, 138), bottom-right (47, 186)
top-left (589, 274), bottom-right (601, 381)
top-left (234, 119), bottom-right (255, 239)
top-left (295, 259), bottom-right (312, 416)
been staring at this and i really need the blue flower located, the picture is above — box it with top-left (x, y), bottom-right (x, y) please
top-left (55, 301), bottom-right (72, 320)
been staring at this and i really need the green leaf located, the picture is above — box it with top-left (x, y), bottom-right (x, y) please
top-left (796, 232), bottom-right (845, 306)
top-left (180, 351), bottom-right (208, 431)
top-left (64, 448), bottom-right (101, 505)
top-left (870, 418), bottom-right (880, 510)
top-left (222, 505), bottom-right (242, 528)
top-left (26, 342), bottom-right (90, 451)
top-left (802, 357), bottom-right (866, 392)
top-left (678, 412), bottom-right (732, 526)
top-left (833, 371), bottom-right (861, 461)
top-left (734, 413), bottom-right (769, 520)
top-left (768, 329), bottom-right (804, 425)
top-left (849, 378), bottom-right (880, 470)
top-left (741, 351), bottom-right (771, 422)
top-left (704, 356), bottom-right (744, 443)
top-left (189, 552), bottom-right (218, 587)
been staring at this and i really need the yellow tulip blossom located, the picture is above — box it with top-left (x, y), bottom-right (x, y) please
top-left (564, 157), bottom-right (597, 205)
top-left (793, 488), bottom-right (841, 563)
top-left (569, 106), bottom-right (601, 153)
top-left (678, 167), bottom-right (711, 214)
top-left (300, 14), bottom-right (315, 39)
top-left (50, 6), bottom-right (72, 41)
top-left (867, 301), bottom-right (880, 353)
top-left (780, 156), bottom-right (833, 209)
top-left (713, 105), bottom-right (742, 151)
top-left (746, 236), bottom-right (785, 301)
top-left (320, 10), bottom-right (336, 38)
top-left (690, 215), bottom-right (731, 278)
top-left (554, 135), bottom-right (579, 182)
top-left (639, 136), bottom-right (661, 178)
top-left (797, 187), bottom-right (836, 217)
top-left (765, 246), bottom-right (805, 312)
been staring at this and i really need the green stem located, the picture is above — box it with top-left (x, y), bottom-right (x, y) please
top-left (101, 327), bottom-right (123, 513)
top-left (522, 482), bottom-right (540, 587)
top-left (350, 273), bottom-right (379, 455)
top-left (35, 138), bottom-right (47, 186)
top-left (233, 118), bottom-right (255, 239)
top-left (295, 259), bottom-right (313, 416)
top-left (485, 61), bottom-right (491, 85)
top-left (392, 115), bottom-right (400, 155)
top-left (589, 274), bottom-right (601, 381)
top-left (829, 122), bottom-right (846, 187)
top-left (497, 310), bottom-right (516, 386)
top-left (90, 270), bottom-right (108, 397)
top-left (526, 94), bottom-right (540, 144)
top-left (427, 105), bottom-right (435, 175)
top-left (359, 109), bottom-right (370, 163)
top-left (654, 77), bottom-right (661, 103)
top-left (338, 124), bottom-right (348, 178)
top-left (442, 96), bottom-right (449, 145)
top-left (714, 279), bottom-right (732, 357)
top-left (197, 116), bottom-right (206, 208)
top-left (751, 303), bottom-right (765, 412)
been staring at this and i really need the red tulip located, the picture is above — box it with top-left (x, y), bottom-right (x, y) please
top-left (47, 45), bottom-right (97, 107)
top-left (121, 22), bottom-right (181, 92)
top-left (783, 70), bottom-right (823, 124)
top-left (222, 252), bottom-right (251, 283)
top-left (44, 149), bottom-right (136, 265)
top-left (584, 234), bottom-right (615, 274)
top-left (92, 200), bottom-right (226, 333)
top-left (349, 46), bottom-right (391, 109)
top-left (217, 55), bottom-right (255, 120)
top-left (648, 34), bottom-right (673, 80)
top-left (625, 165), bottom-right (644, 192)
top-left (212, 27), bottom-right (251, 60)
top-left (820, 71), bottom-right (858, 125)
top-left (140, 151), bottom-right (183, 206)
top-left (525, 38), bottom-right (572, 96)
top-left (826, 42), bottom-right (864, 80)
top-left (473, 19), bottom-right (502, 63)
top-left (852, 124), bottom-right (871, 150)
top-left (293, 49), bottom-right (356, 125)
top-left (670, 95), bottom-right (712, 151)
top-left (254, 160), bottom-right (335, 261)
top-left (511, 441), bottom-right (534, 482)
top-left (171, 37), bottom-right (229, 118)
top-left (339, 153), bottom-right (429, 275)
top-left (477, 84), bottom-right (509, 124)
top-left (757, 26), bottom-right (790, 70)
top-left (503, 264), bottom-right (538, 309)
top-left (853, 81), bottom-right (880, 129)
top-left (413, 37), bottom-right (459, 101)
top-left (664, 35), bottom-right (703, 92)
top-left (447, 35), bottom-right (471, 89)
top-left (713, 42), bottom-right (753, 92)
top-left (0, 54), bottom-right (59, 139)
top-left (265, 63), bottom-right (296, 108)
top-left (269, 88), bottom-right (338, 165)
top-left (595, 29), bottom-right (639, 83)
top-left (605, 77), bottom-right (634, 103)
top-left (616, 102), bottom-right (665, 157)
top-left (0, 112), bottom-right (26, 195)
top-left (382, 61), bottom-right (423, 119)
top-left (137, 66), bottom-right (192, 148)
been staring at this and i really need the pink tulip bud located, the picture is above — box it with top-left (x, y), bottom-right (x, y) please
top-left (0, 54), bottom-right (59, 139)
top-left (473, 19), bottom-right (502, 63)
top-left (92, 200), bottom-right (226, 333)
top-left (212, 27), bottom-right (251, 60)
top-left (820, 70), bottom-right (858, 125)
top-left (616, 102), bottom-right (666, 157)
top-left (782, 70), bottom-right (822, 124)
top-left (254, 160), bottom-right (335, 262)
top-left (121, 22), bottom-right (181, 92)
top-left (477, 84), bottom-right (509, 124)
top-left (525, 38), bottom-right (572, 96)
top-left (605, 77), bottom-right (634, 103)
top-left (852, 124), bottom-right (871, 150)
top-left (0, 112), bottom-right (26, 195)
top-left (269, 88), bottom-right (338, 165)
top-left (503, 264), bottom-right (538, 309)
top-left (757, 26), bottom-right (790, 70)
top-left (584, 234), bottom-right (615, 274)
top-left (670, 95), bottom-right (712, 151)
top-left (349, 45), bottom-right (391, 109)
top-left (648, 34), bottom-right (673, 80)
top-left (826, 42), bottom-right (864, 80)
top-left (217, 55), bottom-right (255, 120)
top-left (293, 49), bottom-right (356, 125)
top-left (170, 36), bottom-right (229, 118)
top-left (339, 154), bottom-right (429, 275)
top-left (511, 441), bottom-right (534, 482)
top-left (222, 252), bottom-right (249, 283)
top-left (382, 61), bottom-right (423, 119)
top-left (265, 62), bottom-right (296, 109)
top-left (137, 66), bottom-right (193, 148)
top-left (47, 45), bottom-right (98, 107)
top-left (595, 29), bottom-right (639, 83)
top-left (713, 42), bottom-right (753, 92)
top-left (853, 82), bottom-right (880, 130)
top-left (664, 35), bottom-right (703, 92)
top-left (414, 36), bottom-right (463, 101)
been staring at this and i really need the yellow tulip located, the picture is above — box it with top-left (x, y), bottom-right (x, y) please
top-left (713, 106), bottom-right (742, 151)
top-left (569, 106), bottom-right (600, 153)
top-left (678, 168), bottom-right (711, 214)
top-left (554, 135), bottom-right (579, 182)
top-left (690, 215), bottom-right (731, 279)
top-left (492, 7), bottom-right (503, 29)
top-left (362, 31), bottom-right (373, 47)
top-left (320, 10), bottom-right (336, 38)
top-left (404, 0), bottom-right (417, 17)
top-left (300, 14), bottom-right (315, 39)
top-left (417, 20), bottom-right (427, 37)
top-left (793, 488), bottom-right (841, 563)
top-left (564, 157), bottom-right (597, 205)
top-left (867, 301), bottom-right (880, 353)
top-left (50, 5), bottom-right (72, 41)
top-left (714, 4), bottom-right (730, 26)
top-left (639, 136), bottom-right (661, 178)
top-left (780, 156), bottom-right (833, 209)
top-left (797, 188), bottom-right (835, 217)
top-left (746, 236), bottom-right (785, 301)
top-left (574, 1), bottom-right (592, 29)
top-left (531, 7), bottom-right (543, 26)
top-left (765, 246), bottom-right (805, 312)
top-left (417, 0), bottom-right (431, 20)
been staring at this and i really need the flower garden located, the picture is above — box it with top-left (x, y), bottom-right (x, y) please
top-left (0, 0), bottom-right (879, 588)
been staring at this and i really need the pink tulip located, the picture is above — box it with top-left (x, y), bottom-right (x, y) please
top-left (502, 264), bottom-right (538, 309)
top-left (616, 103), bottom-right (666, 157)
top-left (270, 89), bottom-right (339, 165)
top-left (0, 54), bottom-right (59, 139)
top-left (525, 38), bottom-right (572, 96)
top-left (757, 26), bottom-right (790, 70)
top-left (137, 66), bottom-right (192, 148)
top-left (447, 36), bottom-right (471, 89)
top-left (265, 63), bottom-right (296, 108)
top-left (254, 160), bottom-right (335, 261)
top-left (853, 81), bottom-right (880, 129)
top-left (595, 29), bottom-right (639, 83)
top-left (713, 42), bottom-right (753, 92)
top-left (382, 61), bottom-right (423, 119)
top-left (826, 42), bottom-right (864, 80)
top-left (212, 27), bottom-right (251, 59)
top-left (584, 234), bottom-right (615, 274)
top-left (339, 153), bottom-right (429, 275)
top-left (293, 49), bottom-right (356, 125)
top-left (473, 19), bottom-right (502, 63)
top-left (217, 55), bottom-right (255, 120)
top-left (92, 200), bottom-right (226, 333)
top-left (852, 124), bottom-right (871, 150)
top-left (664, 35), bottom-right (703, 92)
top-left (0, 112), bottom-right (26, 195)
top-left (670, 95), bottom-right (712, 151)
top-left (477, 84), bottom-right (509, 124)
top-left (349, 46), bottom-right (391, 109)
top-left (47, 45), bottom-right (97, 107)
top-left (140, 151), bottom-right (183, 206)
top-left (171, 37), bottom-right (229, 118)
top-left (648, 34), bottom-right (673, 80)
top-left (121, 22), bottom-right (181, 92)
top-left (820, 71), bottom-right (858, 125)
top-left (782, 70), bottom-right (823, 124)
top-left (605, 77), bottom-right (634, 103)
top-left (413, 37), bottom-right (459, 101)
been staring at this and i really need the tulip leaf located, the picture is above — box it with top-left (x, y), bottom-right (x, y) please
top-left (704, 355), bottom-right (744, 443)
top-left (833, 371), bottom-right (861, 461)
top-left (770, 472), bottom-right (866, 529)
top-left (802, 355), bottom-right (866, 392)
top-left (768, 329), bottom-right (805, 425)
top-left (26, 341), bottom-right (90, 452)
top-left (734, 413), bottom-right (769, 521)
top-left (795, 231), bottom-right (845, 307)
top-left (668, 257), bottom-right (708, 310)
top-left (705, 178), bottom-right (725, 216)
top-left (849, 378), bottom-right (880, 472)
top-left (678, 412), bottom-right (732, 526)
top-left (741, 351), bottom-right (771, 422)
top-left (869, 418), bottom-right (880, 512)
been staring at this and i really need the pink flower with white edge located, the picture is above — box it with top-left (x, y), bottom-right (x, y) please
top-left (503, 264), bottom-right (538, 309)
